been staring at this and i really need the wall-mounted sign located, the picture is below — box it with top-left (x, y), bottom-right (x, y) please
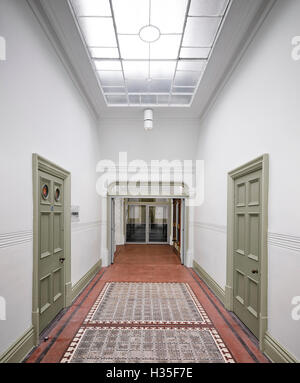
top-left (71, 205), bottom-right (80, 222)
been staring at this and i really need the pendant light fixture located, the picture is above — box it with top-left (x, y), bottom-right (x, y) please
top-left (144, 109), bottom-right (153, 131)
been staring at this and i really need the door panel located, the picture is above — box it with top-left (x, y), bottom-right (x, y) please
top-left (126, 205), bottom-right (146, 242)
top-left (149, 206), bottom-right (168, 243)
top-left (53, 267), bottom-right (63, 302)
top-left (40, 212), bottom-right (52, 259)
top-left (53, 213), bottom-right (63, 254)
top-left (39, 171), bottom-right (65, 333)
top-left (233, 169), bottom-right (262, 338)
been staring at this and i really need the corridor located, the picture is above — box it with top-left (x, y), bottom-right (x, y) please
top-left (25, 245), bottom-right (268, 363)
top-left (1, 0), bottom-right (299, 367)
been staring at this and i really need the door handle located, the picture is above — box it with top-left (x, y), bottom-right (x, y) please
top-left (252, 269), bottom-right (258, 274)
top-left (59, 257), bottom-right (66, 264)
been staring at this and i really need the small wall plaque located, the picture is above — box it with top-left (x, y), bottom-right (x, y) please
top-left (71, 205), bottom-right (80, 222)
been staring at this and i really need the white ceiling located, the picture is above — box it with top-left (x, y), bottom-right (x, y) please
top-left (27, 0), bottom-right (276, 120)
top-left (69, 0), bottom-right (231, 107)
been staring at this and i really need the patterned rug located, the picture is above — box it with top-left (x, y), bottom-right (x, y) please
top-left (84, 282), bottom-right (210, 325)
top-left (61, 282), bottom-right (234, 363)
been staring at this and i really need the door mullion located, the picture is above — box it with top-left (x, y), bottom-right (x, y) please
top-left (146, 205), bottom-right (149, 243)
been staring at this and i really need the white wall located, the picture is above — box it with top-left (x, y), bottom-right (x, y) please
top-left (98, 118), bottom-right (200, 162)
top-left (0, 0), bottom-right (101, 355)
top-left (97, 117), bottom-right (199, 266)
top-left (194, 0), bottom-right (300, 360)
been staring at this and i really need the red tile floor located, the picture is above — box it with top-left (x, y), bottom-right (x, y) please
top-left (25, 245), bottom-right (269, 363)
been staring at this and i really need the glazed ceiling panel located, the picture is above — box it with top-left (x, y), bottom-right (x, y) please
top-left (70, 0), bottom-right (230, 107)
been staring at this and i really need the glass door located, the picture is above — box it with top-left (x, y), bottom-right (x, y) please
top-left (148, 206), bottom-right (168, 243)
top-left (126, 205), bottom-right (146, 243)
top-left (125, 201), bottom-right (169, 244)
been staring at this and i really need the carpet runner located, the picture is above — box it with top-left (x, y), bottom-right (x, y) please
top-left (60, 282), bottom-right (235, 363)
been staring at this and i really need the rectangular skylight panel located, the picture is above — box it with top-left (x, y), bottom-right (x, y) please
top-left (174, 71), bottom-right (200, 87)
top-left (141, 95), bottom-right (157, 104)
top-left (126, 78), bottom-right (172, 93)
top-left (118, 35), bottom-right (149, 59)
top-left (150, 61), bottom-right (177, 79)
top-left (112, 0), bottom-right (148, 34)
top-left (123, 61), bottom-right (149, 79)
top-left (89, 47), bottom-right (120, 59)
top-left (127, 79), bottom-right (149, 93)
top-left (103, 87), bottom-right (126, 94)
top-left (170, 94), bottom-right (192, 105)
top-left (79, 17), bottom-right (117, 47)
top-left (129, 95), bottom-right (140, 104)
top-left (150, 35), bottom-right (181, 60)
top-left (151, 0), bottom-right (188, 34)
top-left (106, 95), bottom-right (128, 104)
top-left (98, 71), bottom-right (124, 86)
top-left (157, 95), bottom-right (170, 104)
top-left (182, 17), bottom-right (221, 47)
top-left (172, 87), bottom-right (195, 94)
top-left (71, 0), bottom-right (111, 16)
top-left (148, 79), bottom-right (172, 93)
top-left (180, 47), bottom-right (211, 59)
top-left (94, 60), bottom-right (122, 71)
top-left (177, 60), bottom-right (206, 72)
top-left (189, 0), bottom-right (229, 17)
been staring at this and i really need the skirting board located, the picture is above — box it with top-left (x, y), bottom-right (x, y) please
top-left (71, 260), bottom-right (102, 302)
top-left (0, 326), bottom-right (35, 363)
top-left (193, 260), bottom-right (225, 305)
top-left (263, 332), bottom-right (299, 363)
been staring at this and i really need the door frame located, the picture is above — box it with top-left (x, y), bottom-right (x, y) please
top-left (109, 196), bottom-right (186, 265)
top-left (32, 154), bottom-right (71, 345)
top-left (225, 154), bottom-right (269, 351)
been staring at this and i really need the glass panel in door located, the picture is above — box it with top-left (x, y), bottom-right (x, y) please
top-left (126, 205), bottom-right (146, 242)
top-left (149, 206), bottom-right (168, 243)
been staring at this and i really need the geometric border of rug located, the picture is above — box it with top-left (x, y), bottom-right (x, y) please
top-left (60, 282), bottom-right (235, 363)
top-left (84, 282), bottom-right (211, 325)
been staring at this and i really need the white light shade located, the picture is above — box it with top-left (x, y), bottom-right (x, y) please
top-left (144, 120), bottom-right (153, 130)
top-left (144, 109), bottom-right (153, 121)
top-left (144, 109), bottom-right (153, 131)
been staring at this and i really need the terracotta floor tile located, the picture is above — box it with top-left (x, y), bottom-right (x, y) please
top-left (25, 245), bottom-right (268, 364)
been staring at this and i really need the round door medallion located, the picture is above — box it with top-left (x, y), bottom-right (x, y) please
top-left (41, 184), bottom-right (49, 200)
top-left (54, 187), bottom-right (61, 202)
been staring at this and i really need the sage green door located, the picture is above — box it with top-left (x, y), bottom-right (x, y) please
top-left (39, 171), bottom-right (65, 333)
top-left (233, 169), bottom-right (262, 338)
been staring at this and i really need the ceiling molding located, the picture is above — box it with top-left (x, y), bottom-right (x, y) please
top-left (26, 0), bottom-right (277, 120)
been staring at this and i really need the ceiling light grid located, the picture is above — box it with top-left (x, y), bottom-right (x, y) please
top-left (70, 0), bottom-right (231, 107)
